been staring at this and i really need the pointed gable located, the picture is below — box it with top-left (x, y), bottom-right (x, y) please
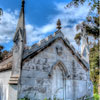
top-left (23, 30), bottom-right (89, 71)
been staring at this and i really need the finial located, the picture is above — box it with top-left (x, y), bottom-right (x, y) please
top-left (56, 19), bottom-right (61, 30)
top-left (22, 0), bottom-right (25, 7)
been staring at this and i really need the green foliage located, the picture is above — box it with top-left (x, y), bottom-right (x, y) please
top-left (66, 0), bottom-right (87, 7)
top-left (44, 98), bottom-right (48, 100)
top-left (44, 98), bottom-right (56, 100)
top-left (86, 16), bottom-right (99, 39)
top-left (67, 0), bottom-right (99, 45)
top-left (0, 45), bottom-right (9, 62)
top-left (0, 45), bottom-right (4, 61)
top-left (74, 33), bottom-right (81, 45)
top-left (53, 98), bottom-right (57, 100)
top-left (66, 0), bottom-right (100, 15)
top-left (0, 8), bottom-right (3, 16)
top-left (93, 83), bottom-right (98, 93)
top-left (93, 93), bottom-right (100, 100)
top-left (68, 0), bottom-right (99, 95)
top-left (90, 43), bottom-right (99, 92)
top-left (74, 16), bottom-right (99, 46)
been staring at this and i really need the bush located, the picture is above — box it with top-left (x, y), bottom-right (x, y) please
top-left (93, 93), bottom-right (100, 100)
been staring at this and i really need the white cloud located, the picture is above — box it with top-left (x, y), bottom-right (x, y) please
top-left (0, 2), bottom-right (90, 51)
top-left (0, 10), bottom-right (18, 43)
top-left (25, 23), bottom-right (56, 45)
top-left (51, 2), bottom-right (90, 46)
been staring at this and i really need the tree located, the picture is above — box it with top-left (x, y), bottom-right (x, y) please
top-left (74, 16), bottom-right (99, 45)
top-left (66, 0), bottom-right (99, 94)
top-left (89, 43), bottom-right (99, 93)
top-left (0, 8), bottom-right (3, 23)
top-left (66, 0), bottom-right (100, 14)
top-left (66, 0), bottom-right (99, 43)
top-left (0, 45), bottom-right (4, 61)
top-left (0, 8), bottom-right (3, 16)
top-left (0, 45), bottom-right (9, 62)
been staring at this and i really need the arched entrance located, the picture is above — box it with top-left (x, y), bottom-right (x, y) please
top-left (49, 60), bottom-right (68, 100)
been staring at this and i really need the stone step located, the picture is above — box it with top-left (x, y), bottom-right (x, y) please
top-left (9, 78), bottom-right (19, 81)
top-left (10, 76), bottom-right (19, 78)
top-left (10, 76), bottom-right (19, 79)
top-left (9, 80), bottom-right (18, 85)
top-left (9, 76), bottom-right (19, 85)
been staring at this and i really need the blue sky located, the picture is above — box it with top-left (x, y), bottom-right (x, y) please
top-left (0, 0), bottom-right (90, 51)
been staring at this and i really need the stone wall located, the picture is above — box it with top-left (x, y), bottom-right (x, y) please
top-left (19, 39), bottom-right (89, 100)
top-left (0, 70), bottom-right (11, 100)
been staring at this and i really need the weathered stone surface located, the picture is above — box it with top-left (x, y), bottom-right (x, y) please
top-left (0, 1), bottom-right (93, 100)
top-left (0, 70), bottom-right (11, 100)
top-left (0, 28), bottom-right (93, 100)
top-left (18, 39), bottom-right (91, 100)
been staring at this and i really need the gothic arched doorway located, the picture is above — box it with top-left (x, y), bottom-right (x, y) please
top-left (50, 61), bottom-right (67, 100)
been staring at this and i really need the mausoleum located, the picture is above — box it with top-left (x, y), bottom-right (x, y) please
top-left (0, 0), bottom-right (93, 100)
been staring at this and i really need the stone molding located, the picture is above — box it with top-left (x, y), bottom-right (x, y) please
top-left (9, 75), bottom-right (19, 85)
top-left (48, 60), bottom-right (70, 79)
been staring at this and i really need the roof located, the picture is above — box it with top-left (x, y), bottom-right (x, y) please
top-left (0, 56), bottom-right (12, 72)
top-left (0, 30), bottom-right (89, 72)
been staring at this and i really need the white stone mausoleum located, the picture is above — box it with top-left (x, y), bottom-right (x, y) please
top-left (0, 0), bottom-right (93, 100)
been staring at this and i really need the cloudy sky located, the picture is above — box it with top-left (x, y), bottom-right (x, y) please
top-left (0, 0), bottom-right (90, 51)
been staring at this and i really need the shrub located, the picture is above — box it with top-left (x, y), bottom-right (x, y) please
top-left (93, 93), bottom-right (100, 100)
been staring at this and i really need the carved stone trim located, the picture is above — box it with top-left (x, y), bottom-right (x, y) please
top-left (48, 60), bottom-right (70, 78)
top-left (56, 45), bottom-right (63, 56)
top-left (9, 75), bottom-right (19, 85)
